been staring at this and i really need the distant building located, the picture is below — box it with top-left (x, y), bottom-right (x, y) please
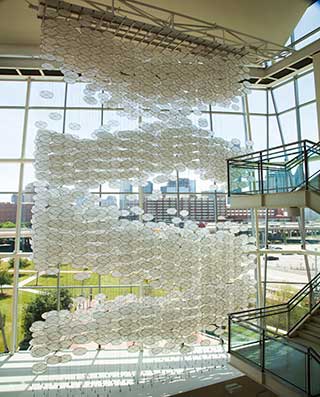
top-left (143, 182), bottom-right (153, 194)
top-left (160, 178), bottom-right (196, 194)
top-left (119, 182), bottom-right (133, 209)
top-left (100, 196), bottom-right (117, 207)
top-left (0, 203), bottom-right (33, 224)
top-left (11, 183), bottom-right (36, 204)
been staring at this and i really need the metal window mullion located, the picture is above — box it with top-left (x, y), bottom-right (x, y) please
top-left (10, 77), bottom-right (31, 353)
top-left (270, 89), bottom-right (286, 147)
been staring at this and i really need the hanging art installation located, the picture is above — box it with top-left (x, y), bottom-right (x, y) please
top-left (28, 4), bottom-right (258, 377)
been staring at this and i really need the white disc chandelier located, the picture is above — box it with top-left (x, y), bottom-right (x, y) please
top-left (40, 17), bottom-right (252, 114)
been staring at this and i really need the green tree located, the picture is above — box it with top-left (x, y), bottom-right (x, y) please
top-left (0, 271), bottom-right (12, 295)
top-left (20, 288), bottom-right (72, 350)
top-left (8, 258), bottom-right (32, 269)
top-left (0, 221), bottom-right (16, 228)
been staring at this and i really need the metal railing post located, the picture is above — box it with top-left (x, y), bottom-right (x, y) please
top-left (227, 160), bottom-right (230, 196)
top-left (307, 349), bottom-right (311, 396)
top-left (259, 152), bottom-right (264, 194)
top-left (261, 328), bottom-right (265, 372)
top-left (304, 140), bottom-right (309, 190)
top-left (228, 315), bottom-right (231, 353)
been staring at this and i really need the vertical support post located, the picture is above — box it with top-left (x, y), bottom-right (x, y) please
top-left (312, 52), bottom-right (320, 141)
top-left (138, 186), bottom-right (144, 222)
top-left (304, 140), bottom-right (309, 190)
top-left (261, 328), bottom-right (265, 372)
top-left (254, 209), bottom-right (263, 308)
top-left (176, 169), bottom-right (180, 217)
top-left (62, 83), bottom-right (68, 134)
top-left (227, 160), bottom-right (230, 196)
top-left (11, 77), bottom-right (31, 353)
top-left (57, 263), bottom-right (61, 311)
top-left (299, 208), bottom-right (312, 283)
top-left (214, 191), bottom-right (218, 223)
top-left (259, 152), bottom-right (264, 194)
top-left (228, 315), bottom-right (231, 353)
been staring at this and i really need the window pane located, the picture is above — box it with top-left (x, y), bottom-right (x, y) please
top-left (299, 103), bottom-right (319, 142)
top-left (65, 109), bottom-right (101, 137)
top-left (250, 115), bottom-right (267, 151)
top-left (211, 97), bottom-right (243, 113)
top-left (247, 90), bottom-right (267, 114)
top-left (268, 116), bottom-right (283, 147)
top-left (213, 114), bottom-right (245, 143)
top-left (273, 82), bottom-right (295, 112)
top-left (294, 2), bottom-right (320, 41)
top-left (0, 109), bottom-right (24, 158)
top-left (26, 109), bottom-right (64, 158)
top-left (103, 110), bottom-right (139, 132)
top-left (268, 91), bottom-right (276, 114)
top-left (279, 110), bottom-right (297, 143)
top-left (30, 81), bottom-right (66, 107)
top-left (23, 164), bottom-right (36, 189)
top-left (297, 72), bottom-right (315, 105)
top-left (67, 82), bottom-right (101, 108)
top-left (0, 81), bottom-right (27, 106)
top-left (0, 163), bottom-right (20, 192)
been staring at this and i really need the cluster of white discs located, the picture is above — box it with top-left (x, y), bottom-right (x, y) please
top-left (40, 17), bottom-right (252, 120)
top-left (31, 290), bottom-right (242, 374)
top-left (32, 186), bottom-right (256, 285)
top-left (34, 126), bottom-right (244, 188)
top-left (29, 15), bottom-right (257, 376)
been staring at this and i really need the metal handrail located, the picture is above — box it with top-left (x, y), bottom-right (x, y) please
top-left (227, 139), bottom-right (320, 196)
top-left (230, 271), bottom-right (320, 322)
top-left (228, 139), bottom-right (317, 162)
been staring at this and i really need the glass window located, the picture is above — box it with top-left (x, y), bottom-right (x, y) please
top-left (299, 103), bottom-right (319, 142)
top-left (268, 116), bottom-right (283, 147)
top-left (247, 90), bottom-right (267, 114)
top-left (65, 109), bottom-right (101, 137)
top-left (213, 114), bottom-right (246, 143)
top-left (103, 110), bottom-right (139, 132)
top-left (297, 72), bottom-right (316, 105)
top-left (0, 163), bottom-right (20, 192)
top-left (268, 91), bottom-right (276, 114)
top-left (250, 115), bottom-right (267, 151)
top-left (293, 2), bottom-right (320, 40)
top-left (67, 82), bottom-right (101, 108)
top-left (0, 81), bottom-right (27, 106)
top-left (211, 97), bottom-right (243, 113)
top-left (26, 109), bottom-right (64, 158)
top-left (279, 110), bottom-right (298, 143)
top-left (273, 82), bottom-right (295, 112)
top-left (23, 164), bottom-right (36, 189)
top-left (29, 81), bottom-right (66, 107)
top-left (0, 109), bottom-right (24, 158)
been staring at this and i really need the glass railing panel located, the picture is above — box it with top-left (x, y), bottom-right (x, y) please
top-left (230, 320), bottom-right (262, 367)
top-left (288, 291), bottom-right (311, 331)
top-left (310, 353), bottom-right (320, 396)
top-left (263, 310), bottom-right (289, 335)
top-left (265, 336), bottom-right (307, 392)
top-left (229, 163), bottom-right (260, 195)
top-left (263, 167), bottom-right (298, 193)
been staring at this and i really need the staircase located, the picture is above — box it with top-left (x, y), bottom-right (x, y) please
top-left (228, 272), bottom-right (320, 396)
top-left (227, 139), bottom-right (320, 214)
top-left (291, 309), bottom-right (320, 353)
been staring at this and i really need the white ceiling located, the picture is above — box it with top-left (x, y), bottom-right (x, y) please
top-left (0, 0), bottom-right (309, 53)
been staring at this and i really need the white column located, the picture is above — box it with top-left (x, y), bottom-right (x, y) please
top-left (312, 51), bottom-right (320, 141)
top-left (11, 78), bottom-right (31, 353)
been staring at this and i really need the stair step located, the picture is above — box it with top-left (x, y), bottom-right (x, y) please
top-left (291, 336), bottom-right (320, 353)
top-left (304, 322), bottom-right (320, 334)
top-left (311, 316), bottom-right (320, 325)
top-left (297, 330), bottom-right (320, 345)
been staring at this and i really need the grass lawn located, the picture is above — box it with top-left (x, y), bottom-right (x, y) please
top-left (0, 289), bottom-right (34, 353)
